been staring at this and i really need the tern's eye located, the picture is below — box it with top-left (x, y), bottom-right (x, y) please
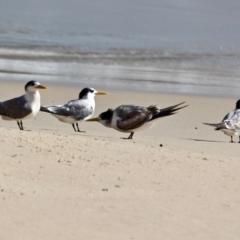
top-left (90, 89), bottom-right (94, 93)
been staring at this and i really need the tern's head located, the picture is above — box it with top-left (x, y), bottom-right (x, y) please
top-left (25, 80), bottom-right (47, 92)
top-left (86, 108), bottom-right (113, 126)
top-left (236, 99), bottom-right (240, 110)
top-left (79, 87), bottom-right (108, 100)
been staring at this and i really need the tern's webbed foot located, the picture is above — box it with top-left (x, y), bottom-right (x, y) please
top-left (77, 130), bottom-right (86, 133)
top-left (75, 123), bottom-right (85, 133)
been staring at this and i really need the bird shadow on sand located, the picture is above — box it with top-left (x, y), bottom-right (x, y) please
top-left (181, 138), bottom-right (226, 143)
top-left (40, 128), bottom-right (62, 132)
top-left (39, 128), bottom-right (116, 139)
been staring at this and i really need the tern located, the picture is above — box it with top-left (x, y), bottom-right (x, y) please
top-left (0, 80), bottom-right (47, 130)
top-left (203, 100), bottom-right (240, 143)
top-left (87, 102), bottom-right (187, 139)
top-left (40, 87), bottom-right (108, 132)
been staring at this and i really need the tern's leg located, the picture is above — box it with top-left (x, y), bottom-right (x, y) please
top-left (17, 121), bottom-right (21, 130)
top-left (123, 132), bottom-right (134, 140)
top-left (238, 136), bottom-right (240, 143)
top-left (128, 132), bottom-right (134, 139)
top-left (230, 136), bottom-right (234, 143)
top-left (17, 121), bottom-right (23, 130)
top-left (20, 120), bottom-right (24, 130)
top-left (76, 123), bottom-right (86, 133)
top-left (72, 123), bottom-right (77, 132)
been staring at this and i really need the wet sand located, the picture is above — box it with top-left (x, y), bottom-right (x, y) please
top-left (0, 81), bottom-right (240, 240)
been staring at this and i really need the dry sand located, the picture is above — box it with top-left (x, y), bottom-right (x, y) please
top-left (0, 81), bottom-right (240, 240)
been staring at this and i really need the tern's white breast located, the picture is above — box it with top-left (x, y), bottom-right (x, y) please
top-left (221, 129), bottom-right (238, 137)
top-left (23, 91), bottom-right (41, 119)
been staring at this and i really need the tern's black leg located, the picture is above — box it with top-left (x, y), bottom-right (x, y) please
top-left (238, 136), bottom-right (240, 143)
top-left (128, 132), bottom-right (134, 139)
top-left (20, 120), bottom-right (24, 130)
top-left (123, 132), bottom-right (134, 140)
top-left (72, 123), bottom-right (85, 133)
top-left (76, 123), bottom-right (86, 133)
top-left (17, 121), bottom-right (21, 130)
top-left (230, 136), bottom-right (234, 143)
top-left (17, 121), bottom-right (23, 130)
top-left (72, 123), bottom-right (77, 132)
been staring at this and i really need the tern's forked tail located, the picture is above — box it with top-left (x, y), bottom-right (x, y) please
top-left (150, 102), bottom-right (188, 121)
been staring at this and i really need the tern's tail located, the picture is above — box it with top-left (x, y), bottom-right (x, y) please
top-left (150, 102), bottom-right (188, 121)
top-left (203, 122), bottom-right (226, 130)
top-left (40, 106), bottom-right (54, 114)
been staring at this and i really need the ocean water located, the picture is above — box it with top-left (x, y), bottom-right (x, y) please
top-left (0, 0), bottom-right (240, 97)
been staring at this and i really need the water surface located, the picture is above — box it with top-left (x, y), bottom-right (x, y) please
top-left (0, 0), bottom-right (240, 97)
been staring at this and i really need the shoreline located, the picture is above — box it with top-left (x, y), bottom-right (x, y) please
top-left (0, 79), bottom-right (238, 99)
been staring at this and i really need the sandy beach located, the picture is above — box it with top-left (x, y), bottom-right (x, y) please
top-left (0, 80), bottom-right (240, 240)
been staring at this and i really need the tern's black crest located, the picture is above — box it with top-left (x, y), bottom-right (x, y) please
top-left (236, 99), bottom-right (240, 110)
top-left (25, 80), bottom-right (38, 91)
top-left (79, 88), bottom-right (94, 99)
top-left (99, 108), bottom-right (113, 120)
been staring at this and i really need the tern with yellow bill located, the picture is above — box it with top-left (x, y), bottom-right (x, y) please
top-left (0, 80), bottom-right (47, 130)
top-left (40, 87), bottom-right (108, 132)
top-left (87, 102), bottom-right (187, 139)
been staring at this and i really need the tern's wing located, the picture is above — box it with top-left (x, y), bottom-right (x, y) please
top-left (41, 100), bottom-right (93, 121)
top-left (224, 110), bottom-right (240, 131)
top-left (116, 105), bottom-right (152, 131)
top-left (0, 95), bottom-right (31, 119)
top-left (222, 110), bottom-right (235, 122)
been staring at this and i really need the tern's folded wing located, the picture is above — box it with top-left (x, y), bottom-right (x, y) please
top-left (0, 96), bottom-right (32, 119)
top-left (116, 105), bottom-right (152, 130)
top-left (41, 101), bottom-right (94, 121)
